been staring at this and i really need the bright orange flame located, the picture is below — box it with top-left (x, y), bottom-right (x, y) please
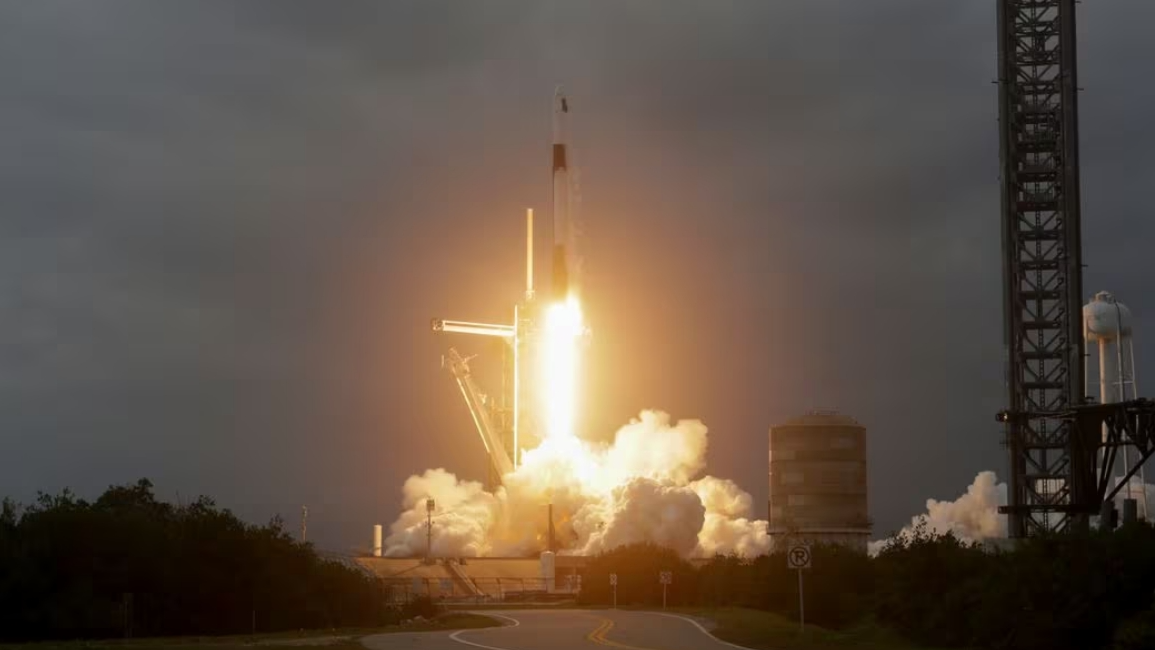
top-left (542, 295), bottom-right (583, 440)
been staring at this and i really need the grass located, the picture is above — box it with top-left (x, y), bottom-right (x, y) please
top-left (0, 613), bottom-right (502, 650)
top-left (672, 608), bottom-right (947, 650)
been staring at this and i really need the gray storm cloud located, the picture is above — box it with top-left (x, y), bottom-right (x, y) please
top-left (2, 2), bottom-right (1155, 552)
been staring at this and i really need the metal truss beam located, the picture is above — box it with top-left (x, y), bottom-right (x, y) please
top-left (432, 315), bottom-right (520, 490)
top-left (1002, 400), bottom-right (1155, 518)
top-left (996, 0), bottom-right (1087, 536)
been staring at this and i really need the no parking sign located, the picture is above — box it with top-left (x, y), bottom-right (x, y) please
top-left (787, 544), bottom-right (812, 632)
top-left (787, 544), bottom-right (812, 570)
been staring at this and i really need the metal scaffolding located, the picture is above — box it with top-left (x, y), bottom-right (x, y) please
top-left (431, 210), bottom-right (541, 490)
top-left (996, 0), bottom-right (1087, 535)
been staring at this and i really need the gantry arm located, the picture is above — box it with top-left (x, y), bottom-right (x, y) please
top-left (431, 319), bottom-right (515, 338)
top-left (443, 347), bottom-right (514, 478)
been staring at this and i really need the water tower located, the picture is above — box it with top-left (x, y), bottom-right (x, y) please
top-left (1083, 291), bottom-right (1147, 519)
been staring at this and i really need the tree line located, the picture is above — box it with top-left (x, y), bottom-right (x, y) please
top-left (0, 479), bottom-right (392, 641)
top-left (577, 521), bottom-right (1155, 650)
top-left (6, 478), bottom-right (1155, 648)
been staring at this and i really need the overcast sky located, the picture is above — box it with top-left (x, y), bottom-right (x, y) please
top-left (2, 1), bottom-right (1153, 552)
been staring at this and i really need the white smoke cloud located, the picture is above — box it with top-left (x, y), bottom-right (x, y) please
top-left (600, 411), bottom-right (708, 486)
top-left (383, 469), bottom-right (499, 557)
top-left (869, 471), bottom-right (1007, 555)
top-left (922, 470), bottom-right (1008, 541)
top-left (869, 469), bottom-right (1155, 555)
top-left (690, 476), bottom-right (772, 557)
top-left (383, 410), bottom-right (770, 558)
top-left (578, 478), bottom-right (706, 556)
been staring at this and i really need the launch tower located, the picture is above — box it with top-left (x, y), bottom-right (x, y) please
top-left (996, 0), bottom-right (1087, 536)
top-left (996, 1), bottom-right (1155, 536)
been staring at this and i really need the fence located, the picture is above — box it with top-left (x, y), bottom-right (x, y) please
top-left (381, 576), bottom-right (583, 604)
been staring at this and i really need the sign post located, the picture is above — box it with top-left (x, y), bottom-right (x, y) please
top-left (786, 544), bottom-right (812, 634)
top-left (659, 570), bottom-right (672, 609)
top-left (609, 573), bottom-right (618, 609)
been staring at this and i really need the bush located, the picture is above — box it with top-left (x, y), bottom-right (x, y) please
top-left (401, 595), bottom-right (441, 620)
top-left (574, 522), bottom-right (1155, 650)
top-left (1114, 603), bottom-right (1155, 650)
top-left (0, 480), bottom-right (389, 641)
top-left (577, 542), bottom-right (696, 607)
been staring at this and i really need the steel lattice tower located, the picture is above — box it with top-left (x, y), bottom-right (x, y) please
top-left (996, 0), bottom-right (1087, 536)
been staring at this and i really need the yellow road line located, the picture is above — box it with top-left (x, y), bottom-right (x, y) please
top-left (586, 617), bottom-right (656, 650)
top-left (586, 618), bottom-right (611, 643)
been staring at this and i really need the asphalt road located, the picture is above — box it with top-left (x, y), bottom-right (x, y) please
top-left (361, 609), bottom-right (750, 650)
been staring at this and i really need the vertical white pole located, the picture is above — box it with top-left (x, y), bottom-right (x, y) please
top-left (1129, 331), bottom-right (1140, 401)
top-left (1087, 313), bottom-right (1108, 489)
top-left (1115, 304), bottom-right (1134, 503)
top-left (526, 208), bottom-right (535, 300)
top-left (1084, 312), bottom-right (1090, 403)
top-left (1100, 338), bottom-right (1112, 404)
top-left (1128, 336), bottom-right (1149, 519)
top-left (512, 303), bottom-right (520, 470)
top-left (1101, 338), bottom-right (1116, 489)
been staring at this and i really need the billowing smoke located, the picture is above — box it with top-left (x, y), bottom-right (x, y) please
top-left (384, 410), bottom-right (771, 558)
top-left (577, 478), bottom-right (706, 556)
top-left (920, 470), bottom-right (1008, 542)
top-left (869, 471), bottom-right (1007, 555)
top-left (690, 476), bottom-right (772, 557)
top-left (870, 470), bottom-right (1155, 555)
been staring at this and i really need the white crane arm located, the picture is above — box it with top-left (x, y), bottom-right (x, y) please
top-left (444, 347), bottom-right (515, 478)
top-left (431, 319), bottom-right (515, 338)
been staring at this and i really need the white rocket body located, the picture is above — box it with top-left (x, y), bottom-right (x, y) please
top-left (551, 87), bottom-right (574, 302)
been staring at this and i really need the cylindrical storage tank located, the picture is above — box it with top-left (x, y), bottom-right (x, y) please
top-left (372, 524), bottom-right (383, 557)
top-left (540, 551), bottom-right (556, 593)
top-left (769, 411), bottom-right (869, 553)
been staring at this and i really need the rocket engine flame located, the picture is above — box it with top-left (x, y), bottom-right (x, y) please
top-left (402, 89), bottom-right (768, 558)
top-left (542, 296), bottom-right (583, 440)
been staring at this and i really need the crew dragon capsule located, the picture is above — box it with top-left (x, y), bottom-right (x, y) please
top-left (551, 86), bottom-right (577, 302)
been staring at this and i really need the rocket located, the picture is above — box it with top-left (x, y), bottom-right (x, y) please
top-left (551, 86), bottom-right (574, 302)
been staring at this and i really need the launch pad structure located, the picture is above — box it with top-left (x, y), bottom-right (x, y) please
top-left (425, 7), bottom-right (1155, 541)
top-left (431, 209), bottom-right (538, 488)
top-left (996, 0), bottom-right (1155, 535)
top-left (430, 88), bottom-right (579, 490)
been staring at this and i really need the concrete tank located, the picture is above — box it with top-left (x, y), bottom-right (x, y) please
top-left (769, 411), bottom-right (870, 553)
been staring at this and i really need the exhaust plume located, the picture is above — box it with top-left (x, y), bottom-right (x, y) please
top-left (384, 410), bottom-right (771, 558)
top-left (870, 471), bottom-right (1155, 555)
top-left (869, 471), bottom-right (1007, 555)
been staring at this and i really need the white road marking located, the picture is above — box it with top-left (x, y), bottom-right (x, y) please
top-left (449, 612), bottom-right (521, 650)
top-left (648, 612), bottom-right (758, 650)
